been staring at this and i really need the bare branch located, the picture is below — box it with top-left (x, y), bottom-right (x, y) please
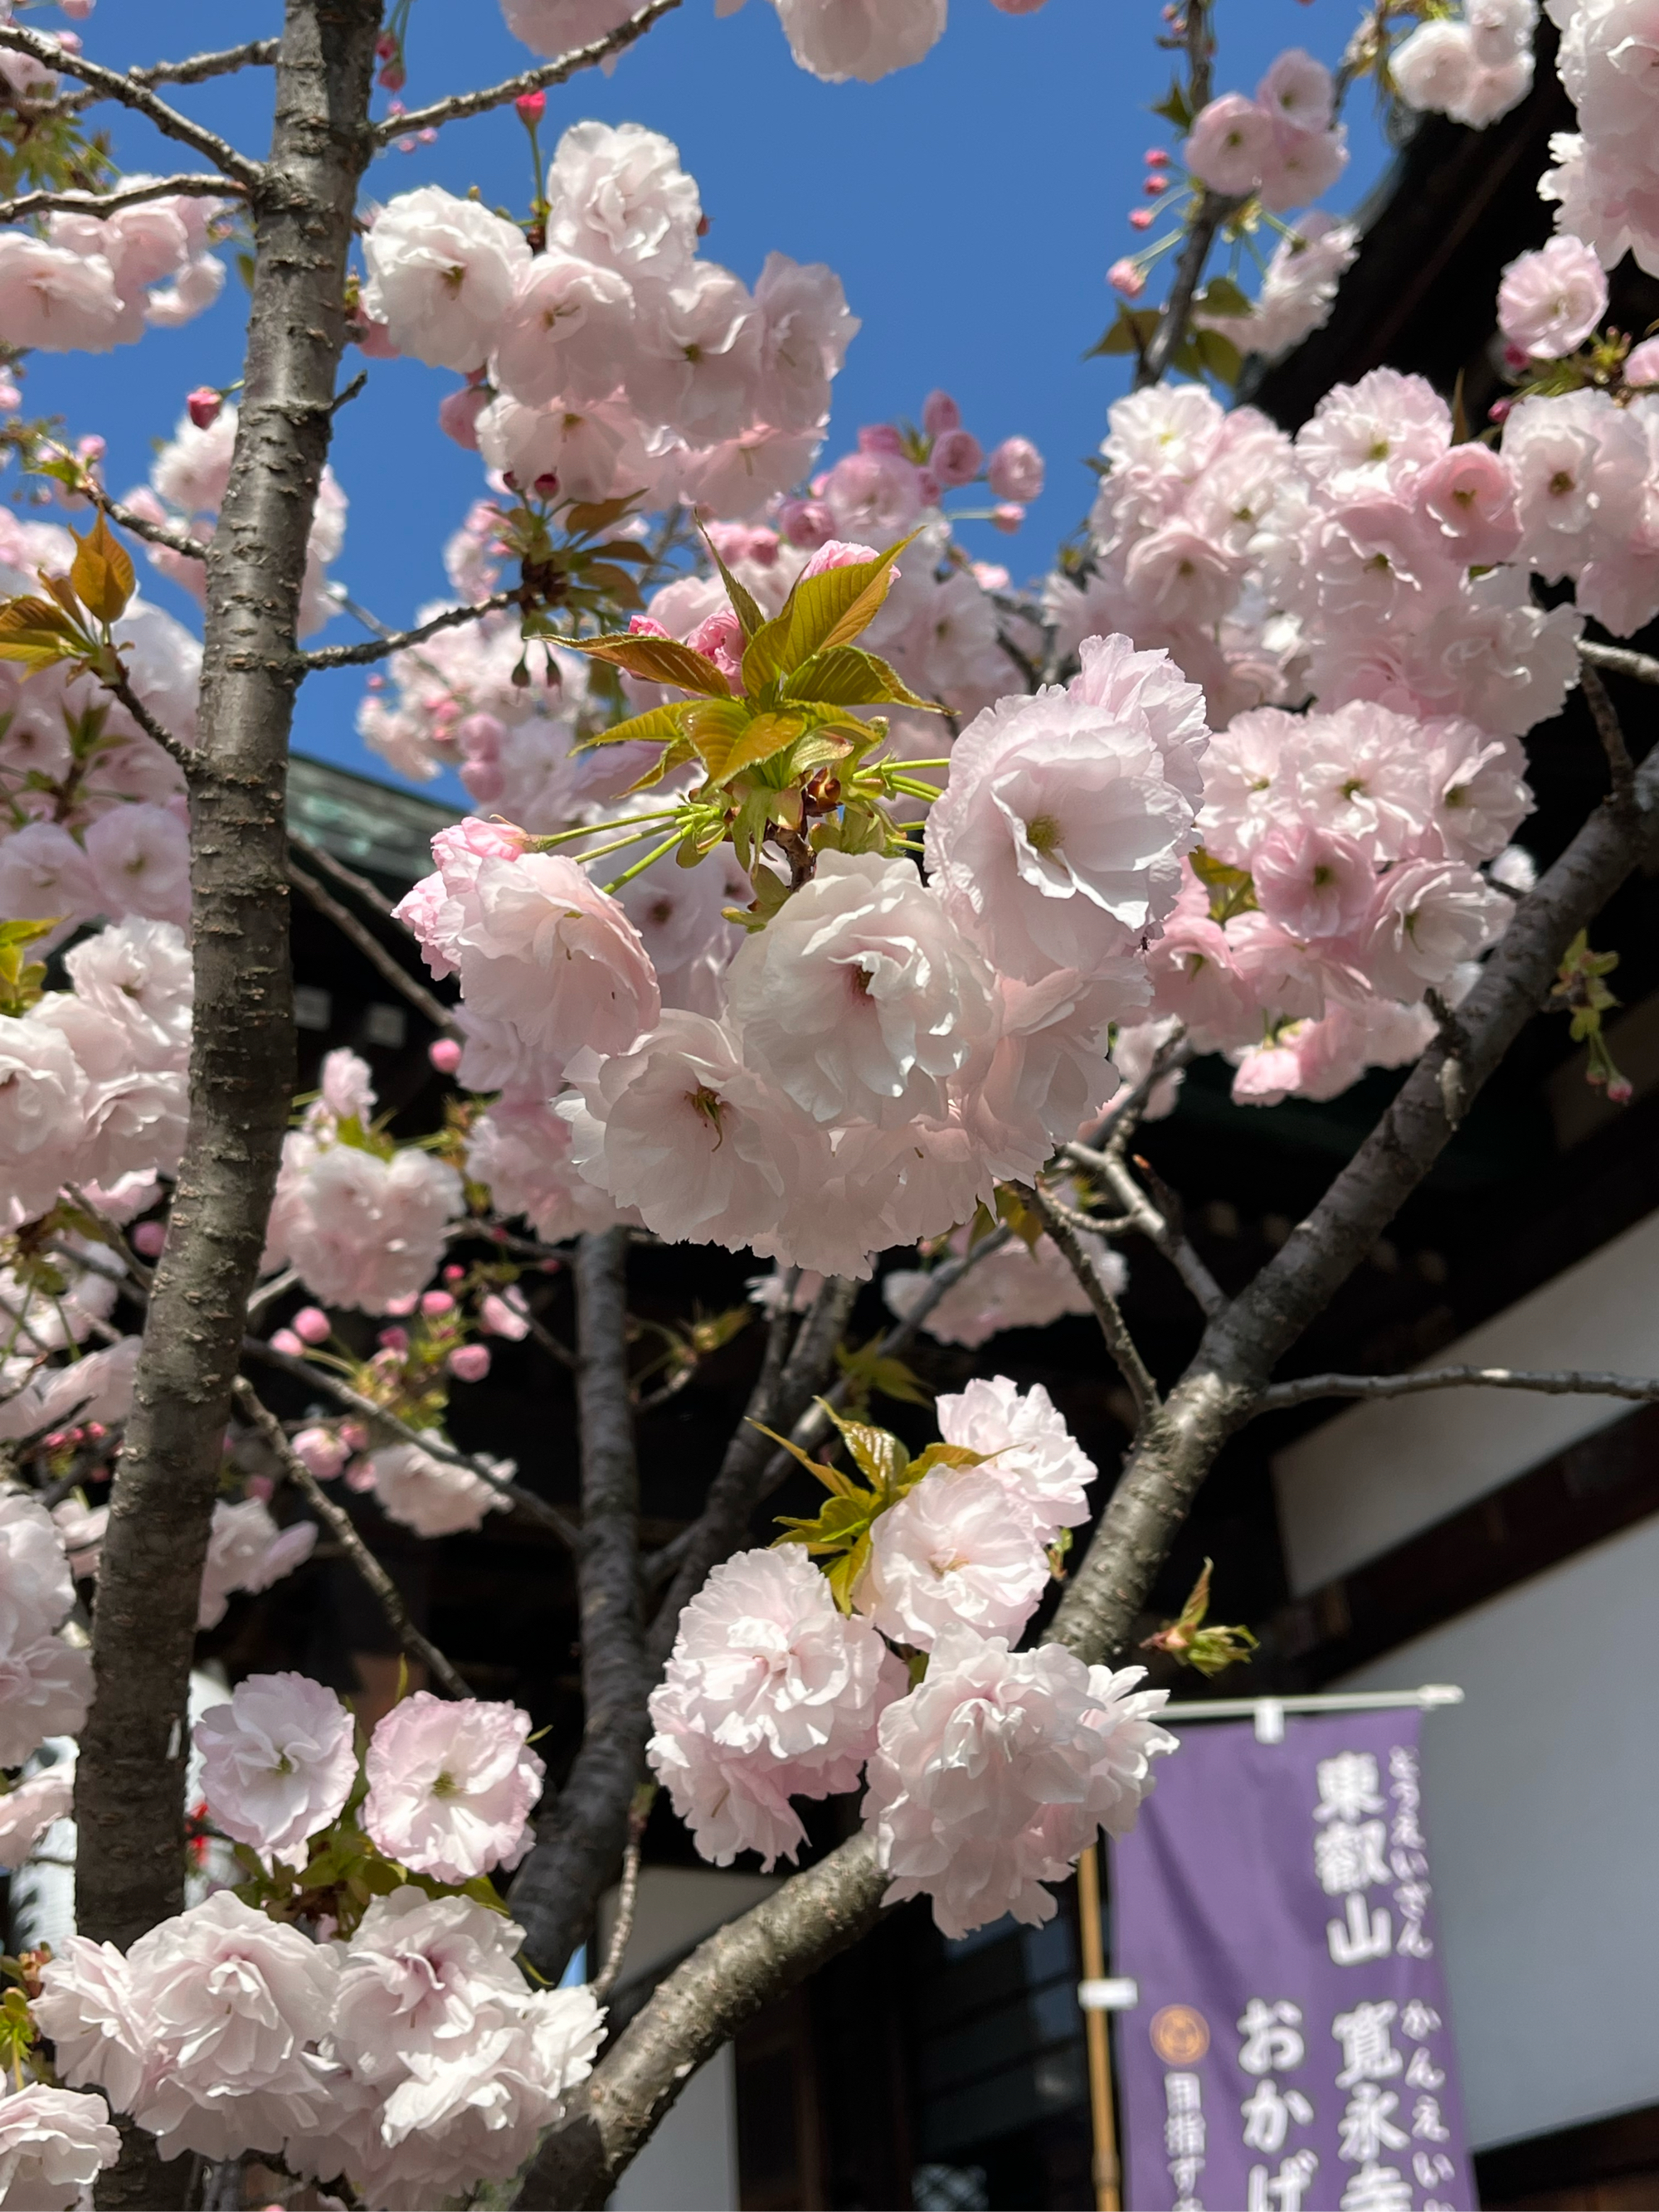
top-left (287, 857), bottom-right (457, 1036)
top-left (1578, 657), bottom-right (1638, 813)
top-left (56, 38), bottom-right (280, 112)
top-left (516, 1835), bottom-right (888, 2208)
top-left (299, 591), bottom-right (521, 670)
top-left (1032, 1184), bottom-right (1160, 1424)
top-left (287, 830), bottom-right (397, 917)
top-left (590, 1786), bottom-right (654, 2002)
top-left (243, 1335), bottom-right (579, 1548)
top-left (1578, 639), bottom-right (1659, 687)
top-left (232, 1378), bottom-right (470, 1699)
top-left (1063, 1145), bottom-right (1226, 1319)
top-left (509, 1229), bottom-right (651, 1981)
top-left (0, 26), bottom-right (262, 186)
top-left (377, 0), bottom-right (683, 143)
top-left (1255, 1363), bottom-right (1659, 1413)
top-left (1079, 1028), bottom-right (1193, 1155)
top-left (0, 173), bottom-right (241, 226)
top-left (100, 668), bottom-right (197, 776)
top-left (83, 484), bottom-right (208, 565)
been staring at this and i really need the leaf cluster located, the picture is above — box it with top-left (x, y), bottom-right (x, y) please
top-left (0, 916), bottom-right (54, 1018)
top-left (1087, 301), bottom-right (1243, 390)
top-left (1190, 845), bottom-right (1258, 924)
top-left (0, 512), bottom-right (135, 682)
top-left (232, 1812), bottom-right (507, 1945)
top-left (768, 1400), bottom-right (985, 1613)
top-left (1140, 1558), bottom-right (1260, 1679)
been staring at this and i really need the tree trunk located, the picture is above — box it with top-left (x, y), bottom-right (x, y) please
top-left (75, 3), bottom-right (382, 2195)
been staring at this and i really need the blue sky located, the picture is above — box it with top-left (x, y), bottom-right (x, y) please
top-left (28, 0), bottom-right (1393, 789)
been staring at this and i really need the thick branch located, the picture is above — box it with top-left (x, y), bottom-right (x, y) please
top-left (287, 857), bottom-right (456, 1034)
top-left (510, 1229), bottom-right (649, 1981)
top-left (1255, 1364), bottom-right (1659, 1412)
top-left (74, 4), bottom-right (382, 2042)
top-left (1578, 639), bottom-right (1659, 688)
top-left (1032, 1185), bottom-right (1160, 1423)
top-left (376, 0), bottom-right (682, 143)
top-left (232, 1378), bottom-right (469, 1698)
top-left (0, 173), bottom-right (239, 226)
top-left (0, 26), bottom-right (262, 186)
top-left (299, 589), bottom-right (520, 669)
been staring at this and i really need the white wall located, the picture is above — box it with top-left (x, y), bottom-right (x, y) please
top-left (604, 1867), bottom-right (778, 2212)
top-left (1274, 1206), bottom-right (1659, 1594)
top-left (1336, 1519), bottom-right (1659, 2151)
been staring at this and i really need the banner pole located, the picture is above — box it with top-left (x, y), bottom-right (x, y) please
top-left (1077, 1845), bottom-right (1121, 2212)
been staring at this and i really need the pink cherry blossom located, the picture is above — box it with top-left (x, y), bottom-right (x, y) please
top-left (193, 1672), bottom-right (358, 1864)
top-left (0, 1766), bottom-right (73, 1869)
top-left (368, 1438), bottom-right (513, 1539)
top-left (1498, 235), bottom-right (1608, 357)
top-left (861, 1625), bottom-right (1175, 1937)
top-left (544, 119), bottom-right (702, 280)
top-left (197, 1500), bottom-right (317, 1631)
top-left (935, 1374), bottom-right (1097, 1543)
top-left (1185, 93), bottom-right (1279, 197)
top-left (857, 1468), bottom-right (1052, 1650)
top-left (363, 1693), bottom-right (545, 1882)
top-left (768, 0), bottom-right (946, 84)
top-left (883, 1228), bottom-right (1121, 1349)
top-left (0, 2085), bottom-right (119, 2210)
top-left (362, 186), bottom-right (530, 372)
top-left (986, 435), bottom-right (1044, 502)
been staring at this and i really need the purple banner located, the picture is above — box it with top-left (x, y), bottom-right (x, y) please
top-left (1111, 1709), bottom-right (1474, 2212)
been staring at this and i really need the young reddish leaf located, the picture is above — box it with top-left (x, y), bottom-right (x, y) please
top-left (699, 526), bottom-right (765, 639)
top-left (742, 532), bottom-right (919, 690)
top-left (69, 510), bottom-right (135, 626)
top-left (567, 634), bottom-right (732, 696)
top-left (0, 596), bottom-right (85, 669)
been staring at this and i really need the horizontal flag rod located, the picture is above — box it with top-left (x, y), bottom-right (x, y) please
top-left (1158, 1684), bottom-right (1463, 1743)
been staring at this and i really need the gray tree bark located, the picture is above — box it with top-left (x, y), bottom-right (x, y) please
top-left (71, 5), bottom-right (382, 2198)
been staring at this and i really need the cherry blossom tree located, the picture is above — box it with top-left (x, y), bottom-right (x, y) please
top-left (0, 0), bottom-right (1657, 2205)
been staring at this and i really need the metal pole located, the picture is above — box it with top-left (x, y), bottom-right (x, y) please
top-left (1077, 1845), bottom-right (1121, 2212)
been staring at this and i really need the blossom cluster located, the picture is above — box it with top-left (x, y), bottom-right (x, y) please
top-left (0, 174), bottom-right (225, 354)
top-left (1540, 0), bottom-right (1659, 274)
top-left (1390, 0), bottom-right (1538, 129)
top-left (1184, 51), bottom-right (1350, 212)
top-left (649, 1377), bottom-right (1174, 1935)
top-left (0, 1491), bottom-right (91, 1769)
top-left (0, 511), bottom-right (200, 936)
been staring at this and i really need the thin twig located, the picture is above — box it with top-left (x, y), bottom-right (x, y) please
top-left (54, 38), bottom-right (279, 114)
top-left (0, 173), bottom-right (240, 226)
top-left (523, 1308), bottom-right (577, 1373)
top-left (288, 858), bottom-right (457, 1035)
top-left (1063, 1146), bottom-right (1227, 1319)
top-left (288, 830), bottom-right (398, 916)
top-left (0, 26), bottom-right (262, 186)
top-left (84, 484), bottom-right (208, 565)
top-left (1079, 1030), bottom-right (1193, 1155)
top-left (1578, 639), bottom-right (1659, 687)
top-left (590, 1785), bottom-right (654, 2001)
top-left (1254, 1364), bottom-right (1659, 1413)
top-left (1136, 2), bottom-right (1238, 389)
top-left (243, 1335), bottom-right (580, 1547)
top-left (1032, 1185), bottom-right (1160, 1424)
top-left (100, 670), bottom-right (196, 775)
top-left (1577, 657), bottom-right (1638, 813)
top-left (233, 1378), bottom-right (470, 1699)
top-left (299, 590), bottom-right (521, 670)
top-left (377, 0), bottom-right (683, 143)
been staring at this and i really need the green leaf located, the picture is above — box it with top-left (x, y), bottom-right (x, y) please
top-left (577, 701), bottom-right (691, 751)
top-left (563, 493), bottom-right (642, 539)
top-left (834, 1332), bottom-right (934, 1409)
top-left (1086, 306), bottom-right (1161, 362)
top-left (701, 708), bottom-right (807, 788)
top-left (815, 1399), bottom-right (910, 1495)
top-left (1194, 273), bottom-right (1253, 318)
top-left (700, 526), bottom-right (765, 639)
top-left (1151, 75), bottom-right (1194, 130)
top-left (742, 534), bottom-right (919, 692)
top-left (749, 1418), bottom-right (856, 1496)
top-left (783, 644), bottom-right (942, 712)
top-left (567, 634), bottom-right (732, 696)
top-left (905, 1441), bottom-right (990, 1483)
top-left (1194, 328), bottom-right (1243, 386)
top-left (1190, 846), bottom-right (1258, 923)
top-left (69, 511), bottom-right (134, 626)
top-left (0, 595), bottom-right (85, 669)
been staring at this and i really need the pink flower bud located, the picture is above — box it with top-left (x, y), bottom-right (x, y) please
top-left (444, 1264), bottom-right (465, 1283)
top-left (379, 62), bottom-right (406, 90)
top-left (430, 1037), bottom-right (463, 1074)
top-left (448, 1344), bottom-right (491, 1383)
top-left (270, 1329), bottom-right (304, 1358)
top-left (340, 1422), bottom-right (370, 1453)
top-left (515, 89), bottom-right (547, 124)
top-left (858, 423), bottom-right (906, 457)
top-left (421, 1290), bottom-right (455, 1317)
top-left (397, 135), bottom-right (416, 154)
top-left (1129, 207), bottom-right (1155, 231)
top-left (85, 1422), bottom-right (106, 1442)
top-left (437, 384), bottom-right (489, 451)
top-left (376, 31), bottom-right (397, 56)
top-left (1144, 174), bottom-right (1170, 196)
top-left (61, 0), bottom-right (95, 17)
top-left (354, 315), bottom-right (399, 360)
top-left (778, 497), bottom-right (835, 550)
top-left (419, 128), bottom-right (436, 143)
top-left (1145, 147), bottom-right (1170, 166)
top-left (1609, 1076), bottom-right (1635, 1106)
top-left (480, 1291), bottom-right (532, 1340)
top-left (1488, 397), bottom-right (1513, 425)
top-left (186, 387), bottom-right (221, 430)
top-left (930, 427), bottom-right (984, 489)
top-left (922, 389), bottom-right (961, 437)
top-left (532, 470), bottom-right (560, 497)
top-left (293, 1426), bottom-right (348, 1480)
top-left (461, 759), bottom-right (505, 805)
top-left (292, 1306), bottom-right (331, 1346)
top-left (345, 1458), bottom-right (376, 1492)
top-left (383, 1295), bottom-right (418, 1318)
top-left (132, 1220), bottom-right (167, 1257)
top-left (246, 1474), bottom-right (274, 1504)
top-left (1625, 336), bottom-right (1659, 387)
top-left (990, 503), bottom-right (1025, 535)
top-left (0, 382), bottom-right (20, 412)
top-left (987, 435), bottom-right (1044, 503)
top-left (1109, 258), bottom-right (1146, 299)
top-left (378, 1326), bottom-right (410, 1354)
